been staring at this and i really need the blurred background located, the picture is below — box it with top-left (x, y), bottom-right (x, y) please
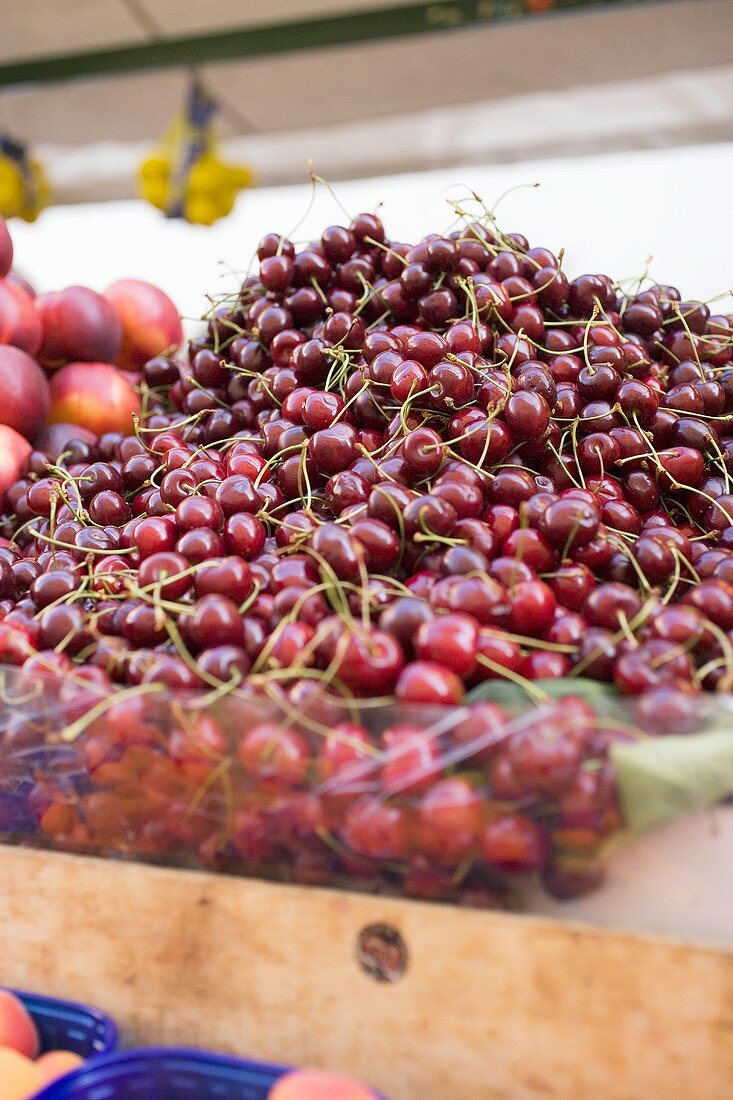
top-left (3, 0), bottom-right (733, 199)
top-left (2, 0), bottom-right (732, 316)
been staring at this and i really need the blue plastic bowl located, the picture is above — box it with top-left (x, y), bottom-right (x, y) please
top-left (9, 989), bottom-right (117, 1058)
top-left (31, 1047), bottom-right (293, 1098)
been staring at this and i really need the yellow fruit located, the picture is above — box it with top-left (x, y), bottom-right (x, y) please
top-left (187, 155), bottom-right (226, 195)
top-left (140, 154), bottom-right (170, 182)
top-left (139, 155), bottom-right (173, 210)
top-left (0, 160), bottom-right (24, 218)
top-left (18, 159), bottom-right (51, 222)
top-left (228, 165), bottom-right (255, 189)
top-left (0, 155), bottom-right (49, 221)
top-left (141, 180), bottom-right (169, 212)
top-left (217, 193), bottom-right (236, 218)
top-left (139, 104), bottom-right (254, 225)
top-left (184, 193), bottom-right (221, 226)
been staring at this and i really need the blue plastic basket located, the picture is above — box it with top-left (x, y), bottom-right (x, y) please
top-left (32, 1048), bottom-right (387, 1099)
top-left (9, 989), bottom-right (117, 1059)
top-left (31, 1048), bottom-right (292, 1099)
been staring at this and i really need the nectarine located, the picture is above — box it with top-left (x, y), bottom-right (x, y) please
top-left (0, 990), bottom-right (39, 1059)
top-left (7, 273), bottom-right (36, 299)
top-left (0, 346), bottom-right (50, 440)
top-left (0, 426), bottom-right (31, 504)
top-left (0, 279), bottom-right (42, 356)
top-left (49, 361), bottom-right (141, 435)
top-left (37, 286), bottom-right (122, 367)
top-left (269, 1068), bottom-right (378, 1099)
top-left (0, 217), bottom-right (13, 277)
top-left (36, 1049), bottom-right (85, 1085)
top-left (104, 278), bottom-right (182, 371)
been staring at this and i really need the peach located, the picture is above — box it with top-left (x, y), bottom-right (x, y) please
top-left (0, 1048), bottom-right (42, 1100)
top-left (0, 426), bottom-right (32, 504)
top-left (7, 273), bottom-right (37, 299)
top-left (0, 991), bottom-right (39, 1059)
top-left (0, 279), bottom-right (42, 356)
top-left (104, 278), bottom-right (183, 371)
top-left (269, 1068), bottom-right (378, 1100)
top-left (0, 218), bottom-right (13, 277)
top-left (36, 1049), bottom-right (85, 1085)
top-left (37, 286), bottom-right (122, 367)
top-left (0, 345), bottom-right (50, 440)
top-left (49, 361), bottom-right (141, 435)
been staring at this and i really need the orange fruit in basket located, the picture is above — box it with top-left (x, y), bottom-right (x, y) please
top-left (0, 1046), bottom-right (43, 1099)
top-left (0, 991), bottom-right (39, 1059)
top-left (269, 1068), bottom-right (378, 1099)
top-left (36, 1049), bottom-right (85, 1084)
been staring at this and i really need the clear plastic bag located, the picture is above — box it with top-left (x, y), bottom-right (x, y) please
top-left (1, 663), bottom-right (731, 941)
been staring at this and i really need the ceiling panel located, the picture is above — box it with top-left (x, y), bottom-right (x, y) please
top-left (2, 0), bottom-right (148, 63)
top-left (0, 69), bottom-right (189, 145)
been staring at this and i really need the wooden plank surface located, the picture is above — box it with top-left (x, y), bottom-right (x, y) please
top-left (0, 845), bottom-right (731, 1099)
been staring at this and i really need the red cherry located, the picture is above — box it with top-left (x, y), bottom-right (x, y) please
top-left (186, 595), bottom-right (245, 651)
top-left (341, 796), bottom-right (410, 860)
top-left (194, 557), bottom-right (253, 603)
top-left (538, 498), bottom-right (600, 550)
top-left (584, 582), bottom-right (642, 630)
top-left (237, 723), bottom-right (310, 789)
top-left (449, 701), bottom-right (509, 762)
top-left (415, 613), bottom-right (479, 677)
top-left (132, 516), bottom-right (177, 559)
top-left (402, 427), bottom-right (444, 477)
top-left (318, 723), bottom-right (373, 787)
top-left (395, 661), bottom-right (464, 705)
top-left (548, 563), bottom-right (595, 611)
top-left (475, 630), bottom-right (522, 678)
top-left (138, 551), bottom-right (191, 600)
top-left (380, 725), bottom-right (442, 795)
top-left (176, 496), bottom-right (224, 532)
top-left (655, 447), bottom-right (704, 489)
top-left (509, 580), bottom-right (557, 636)
top-left (416, 778), bottom-right (484, 866)
top-left (480, 813), bottom-right (547, 871)
top-left (502, 528), bottom-right (556, 573)
top-left (332, 629), bottom-right (405, 694)
top-left (504, 391), bottom-right (550, 439)
top-left (520, 650), bottom-right (572, 679)
top-left (197, 645), bottom-right (251, 683)
top-left (223, 513), bottom-right (266, 559)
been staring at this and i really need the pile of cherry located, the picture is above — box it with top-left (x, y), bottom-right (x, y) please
top-left (0, 207), bottom-right (732, 904)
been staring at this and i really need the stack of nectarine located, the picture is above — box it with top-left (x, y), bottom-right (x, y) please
top-left (0, 214), bottom-right (183, 505)
top-left (0, 989), bottom-right (85, 1098)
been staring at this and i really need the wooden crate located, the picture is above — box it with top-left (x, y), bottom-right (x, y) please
top-left (0, 845), bottom-right (731, 1099)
